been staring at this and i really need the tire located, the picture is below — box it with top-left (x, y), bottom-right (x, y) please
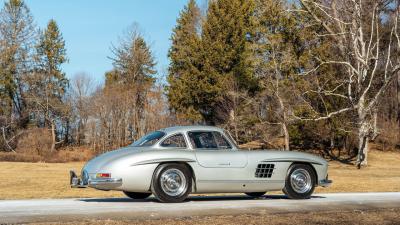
top-left (245, 192), bottom-right (266, 198)
top-left (151, 163), bottom-right (192, 203)
top-left (123, 191), bottom-right (151, 199)
top-left (283, 164), bottom-right (316, 199)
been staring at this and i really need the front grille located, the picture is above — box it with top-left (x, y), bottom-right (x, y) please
top-left (255, 163), bottom-right (275, 178)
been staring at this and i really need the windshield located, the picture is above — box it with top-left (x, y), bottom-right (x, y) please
top-left (131, 131), bottom-right (166, 147)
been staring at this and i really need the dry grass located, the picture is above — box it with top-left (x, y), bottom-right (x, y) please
top-left (0, 146), bottom-right (95, 163)
top-left (315, 149), bottom-right (400, 193)
top-left (34, 208), bottom-right (400, 225)
top-left (0, 150), bottom-right (399, 200)
top-left (0, 161), bottom-right (123, 200)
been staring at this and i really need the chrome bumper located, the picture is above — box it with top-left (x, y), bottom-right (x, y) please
top-left (70, 170), bottom-right (122, 190)
top-left (89, 178), bottom-right (123, 190)
top-left (318, 179), bottom-right (332, 187)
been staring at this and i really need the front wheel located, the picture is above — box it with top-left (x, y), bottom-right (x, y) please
top-left (123, 191), bottom-right (151, 199)
top-left (283, 164), bottom-right (316, 199)
top-left (151, 163), bottom-right (192, 203)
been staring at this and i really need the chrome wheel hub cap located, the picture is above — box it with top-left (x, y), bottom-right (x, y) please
top-left (290, 168), bottom-right (312, 194)
top-left (160, 168), bottom-right (186, 196)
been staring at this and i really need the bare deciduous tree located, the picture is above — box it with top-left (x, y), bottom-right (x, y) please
top-left (69, 73), bottom-right (95, 145)
top-left (298, 0), bottom-right (400, 167)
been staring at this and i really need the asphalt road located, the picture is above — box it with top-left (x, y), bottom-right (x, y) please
top-left (1, 192), bottom-right (400, 224)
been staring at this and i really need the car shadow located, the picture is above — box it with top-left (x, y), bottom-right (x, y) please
top-left (79, 194), bottom-right (325, 203)
top-left (80, 197), bottom-right (158, 203)
top-left (187, 195), bottom-right (325, 201)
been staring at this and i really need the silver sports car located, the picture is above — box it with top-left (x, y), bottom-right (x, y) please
top-left (70, 126), bottom-right (332, 203)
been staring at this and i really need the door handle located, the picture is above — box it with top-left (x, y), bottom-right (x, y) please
top-left (218, 163), bottom-right (231, 166)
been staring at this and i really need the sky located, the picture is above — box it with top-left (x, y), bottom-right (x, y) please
top-left (1, 0), bottom-right (197, 83)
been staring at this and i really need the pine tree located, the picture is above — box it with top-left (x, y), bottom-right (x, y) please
top-left (108, 25), bottom-right (157, 138)
top-left (166, 0), bottom-right (202, 121)
top-left (167, 0), bottom-right (260, 124)
top-left (202, 0), bottom-right (258, 88)
top-left (198, 0), bottom-right (259, 124)
top-left (110, 27), bottom-right (156, 87)
top-left (36, 19), bottom-right (68, 98)
top-left (29, 19), bottom-right (68, 151)
top-left (0, 0), bottom-right (36, 151)
top-left (251, 0), bottom-right (310, 149)
top-left (0, 0), bottom-right (36, 119)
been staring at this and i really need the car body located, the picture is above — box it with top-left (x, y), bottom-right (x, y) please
top-left (70, 126), bottom-right (331, 202)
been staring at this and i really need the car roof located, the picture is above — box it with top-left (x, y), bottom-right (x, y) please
top-left (159, 125), bottom-right (225, 134)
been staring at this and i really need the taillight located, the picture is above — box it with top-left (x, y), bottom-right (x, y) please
top-left (96, 173), bottom-right (111, 178)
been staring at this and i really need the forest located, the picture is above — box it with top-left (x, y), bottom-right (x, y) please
top-left (0, 0), bottom-right (399, 168)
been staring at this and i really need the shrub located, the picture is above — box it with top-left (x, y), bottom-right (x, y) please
top-left (16, 128), bottom-right (54, 159)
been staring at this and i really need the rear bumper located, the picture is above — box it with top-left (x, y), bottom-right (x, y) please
top-left (70, 170), bottom-right (122, 190)
top-left (318, 179), bottom-right (332, 187)
top-left (89, 178), bottom-right (123, 190)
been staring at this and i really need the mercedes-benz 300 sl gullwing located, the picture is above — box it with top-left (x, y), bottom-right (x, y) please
top-left (70, 126), bottom-right (331, 203)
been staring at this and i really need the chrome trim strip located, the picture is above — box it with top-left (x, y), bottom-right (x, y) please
top-left (131, 158), bottom-right (196, 166)
top-left (261, 158), bottom-right (323, 165)
top-left (197, 180), bottom-right (284, 184)
top-left (89, 178), bottom-right (122, 186)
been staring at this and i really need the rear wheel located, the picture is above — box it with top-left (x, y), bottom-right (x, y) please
top-left (151, 163), bottom-right (192, 203)
top-left (123, 191), bottom-right (151, 199)
top-left (283, 164), bottom-right (316, 199)
top-left (245, 192), bottom-right (266, 198)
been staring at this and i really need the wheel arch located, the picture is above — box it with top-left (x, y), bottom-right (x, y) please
top-left (150, 161), bottom-right (197, 192)
top-left (289, 161), bottom-right (318, 185)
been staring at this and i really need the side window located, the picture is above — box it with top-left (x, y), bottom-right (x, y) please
top-left (160, 134), bottom-right (187, 148)
top-left (213, 132), bottom-right (232, 149)
top-left (188, 131), bottom-right (218, 149)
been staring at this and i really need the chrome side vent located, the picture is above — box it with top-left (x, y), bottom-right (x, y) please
top-left (255, 163), bottom-right (275, 178)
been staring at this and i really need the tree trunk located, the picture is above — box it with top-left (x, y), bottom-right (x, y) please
top-left (282, 122), bottom-right (290, 150)
top-left (356, 98), bottom-right (369, 168)
top-left (77, 120), bottom-right (82, 146)
top-left (357, 133), bottom-right (369, 168)
top-left (229, 109), bottom-right (239, 142)
top-left (64, 119), bottom-right (69, 145)
top-left (397, 75), bottom-right (400, 127)
top-left (397, 75), bottom-right (400, 144)
top-left (51, 121), bottom-right (56, 152)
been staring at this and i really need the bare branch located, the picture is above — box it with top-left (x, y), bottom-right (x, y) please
top-left (299, 60), bottom-right (359, 76)
top-left (294, 107), bottom-right (355, 121)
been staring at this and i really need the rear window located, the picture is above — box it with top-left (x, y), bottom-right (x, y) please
top-left (131, 131), bottom-right (166, 147)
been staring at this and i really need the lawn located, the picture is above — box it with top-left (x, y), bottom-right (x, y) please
top-left (0, 150), bottom-right (399, 200)
top-left (34, 208), bottom-right (400, 225)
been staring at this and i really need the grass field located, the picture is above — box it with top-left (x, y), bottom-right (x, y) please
top-left (35, 208), bottom-right (400, 225)
top-left (0, 150), bottom-right (399, 200)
